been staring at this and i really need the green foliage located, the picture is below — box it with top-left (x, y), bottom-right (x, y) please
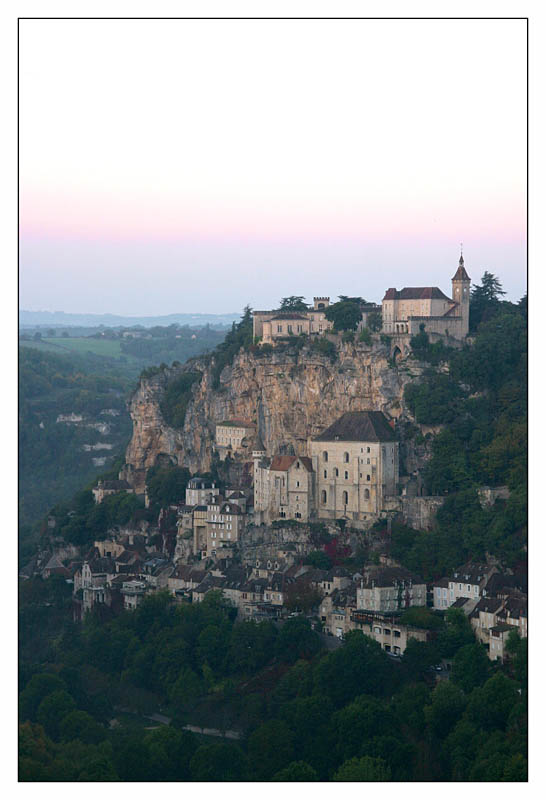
top-left (304, 550), bottom-right (332, 570)
top-left (210, 306), bottom-right (254, 389)
top-left (325, 299), bottom-right (362, 331)
top-left (367, 310), bottom-right (382, 332)
top-left (424, 681), bottom-right (466, 738)
top-left (278, 296), bottom-right (309, 311)
top-left (342, 329), bottom-right (355, 343)
top-left (248, 720), bottom-right (295, 779)
top-left (358, 327), bottom-right (372, 344)
top-left (190, 741), bottom-right (248, 781)
top-left (275, 617), bottom-right (322, 663)
top-left (145, 465), bottom-right (191, 508)
top-left (451, 643), bottom-right (491, 693)
top-left (410, 328), bottom-right (452, 364)
top-left (333, 755), bottom-right (392, 781)
top-left (470, 271), bottom-right (506, 331)
top-left (160, 371), bottom-right (202, 428)
top-left (399, 607), bottom-right (444, 630)
top-left (310, 336), bottom-right (337, 360)
top-left (272, 760), bottom-right (318, 781)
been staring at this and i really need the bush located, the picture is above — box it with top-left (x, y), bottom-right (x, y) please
top-left (359, 328), bottom-right (372, 345)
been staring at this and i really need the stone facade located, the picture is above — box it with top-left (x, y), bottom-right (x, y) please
top-left (310, 411), bottom-right (399, 522)
top-left (356, 566), bottom-right (427, 612)
top-left (253, 297), bottom-right (334, 344)
top-left (381, 255), bottom-right (470, 340)
top-left (215, 419), bottom-right (255, 460)
top-left (253, 452), bottom-right (314, 524)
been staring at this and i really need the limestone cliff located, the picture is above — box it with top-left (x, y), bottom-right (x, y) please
top-left (120, 338), bottom-right (429, 495)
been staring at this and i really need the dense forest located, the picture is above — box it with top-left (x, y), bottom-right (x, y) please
top-left (19, 325), bottom-right (227, 556)
top-left (19, 588), bottom-right (527, 781)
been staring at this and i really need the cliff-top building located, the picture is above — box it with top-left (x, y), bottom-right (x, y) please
top-left (253, 298), bottom-right (334, 344)
top-left (309, 411), bottom-right (399, 523)
top-left (381, 254), bottom-right (470, 340)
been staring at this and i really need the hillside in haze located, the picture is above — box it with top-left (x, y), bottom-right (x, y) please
top-left (19, 309), bottom-right (240, 329)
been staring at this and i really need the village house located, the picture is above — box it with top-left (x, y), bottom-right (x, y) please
top-left (381, 255), bottom-right (470, 340)
top-left (215, 419), bottom-right (256, 460)
top-left (92, 479), bottom-right (133, 504)
top-left (120, 579), bottom-right (148, 610)
top-left (253, 297), bottom-right (334, 344)
top-left (205, 499), bottom-right (247, 557)
top-left (432, 561), bottom-right (498, 611)
top-left (350, 609), bottom-right (430, 655)
top-left (168, 564), bottom-right (206, 597)
top-left (253, 447), bottom-right (314, 524)
top-left (186, 477), bottom-right (217, 506)
top-left (356, 566), bottom-right (427, 613)
top-left (310, 411), bottom-right (399, 523)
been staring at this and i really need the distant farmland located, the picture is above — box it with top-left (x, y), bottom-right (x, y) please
top-left (19, 337), bottom-right (139, 360)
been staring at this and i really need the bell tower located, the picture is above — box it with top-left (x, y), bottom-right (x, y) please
top-left (451, 246), bottom-right (471, 337)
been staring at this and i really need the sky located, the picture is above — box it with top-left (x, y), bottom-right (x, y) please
top-left (19, 18), bottom-right (527, 315)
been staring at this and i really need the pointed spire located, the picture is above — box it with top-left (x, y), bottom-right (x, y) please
top-left (452, 245), bottom-right (470, 282)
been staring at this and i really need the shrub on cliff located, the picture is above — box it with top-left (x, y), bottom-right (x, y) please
top-left (160, 371), bottom-right (202, 429)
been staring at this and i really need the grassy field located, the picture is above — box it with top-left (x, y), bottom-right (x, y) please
top-left (20, 336), bottom-right (140, 361)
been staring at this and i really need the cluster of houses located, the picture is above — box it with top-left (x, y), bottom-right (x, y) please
top-left (212, 410), bottom-right (401, 528)
top-left (24, 494), bottom-right (526, 662)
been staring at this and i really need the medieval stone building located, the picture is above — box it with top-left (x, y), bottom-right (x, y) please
top-left (381, 254), bottom-right (470, 340)
top-left (309, 411), bottom-right (399, 523)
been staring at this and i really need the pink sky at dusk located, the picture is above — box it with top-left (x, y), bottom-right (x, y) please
top-left (19, 18), bottom-right (527, 315)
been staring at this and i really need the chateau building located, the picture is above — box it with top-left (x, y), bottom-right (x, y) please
top-left (253, 446), bottom-right (314, 524)
top-left (309, 411), bottom-right (399, 522)
top-left (381, 255), bottom-right (470, 340)
top-left (253, 297), bottom-right (334, 344)
top-left (215, 419), bottom-right (255, 460)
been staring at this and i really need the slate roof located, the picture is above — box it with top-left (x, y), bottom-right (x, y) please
top-left (361, 565), bottom-right (424, 587)
top-left (314, 411), bottom-right (396, 443)
top-left (452, 257), bottom-right (471, 282)
top-left (382, 287), bottom-right (452, 301)
top-left (100, 480), bottom-right (131, 490)
top-left (269, 455), bottom-right (314, 472)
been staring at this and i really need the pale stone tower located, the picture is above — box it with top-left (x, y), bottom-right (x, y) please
top-left (451, 249), bottom-right (471, 337)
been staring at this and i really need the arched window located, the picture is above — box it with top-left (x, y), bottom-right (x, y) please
top-left (344, 452), bottom-right (349, 463)
top-left (323, 451), bottom-right (328, 462)
top-left (342, 491), bottom-right (348, 505)
top-left (364, 488), bottom-right (370, 500)
top-left (321, 490), bottom-right (327, 504)
top-left (334, 468), bottom-right (339, 477)
top-left (344, 471), bottom-right (349, 480)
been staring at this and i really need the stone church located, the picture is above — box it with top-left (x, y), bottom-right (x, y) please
top-left (381, 254), bottom-right (470, 340)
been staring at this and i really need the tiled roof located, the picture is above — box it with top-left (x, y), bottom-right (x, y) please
top-left (269, 455), bottom-right (314, 472)
top-left (382, 287), bottom-right (452, 301)
top-left (361, 565), bottom-right (425, 587)
top-left (314, 411), bottom-right (396, 443)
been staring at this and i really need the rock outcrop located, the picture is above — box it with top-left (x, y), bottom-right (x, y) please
top-left (120, 338), bottom-right (429, 495)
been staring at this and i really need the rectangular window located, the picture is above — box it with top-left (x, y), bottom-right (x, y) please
top-left (277, 324), bottom-right (282, 333)
top-left (367, 475), bottom-right (371, 481)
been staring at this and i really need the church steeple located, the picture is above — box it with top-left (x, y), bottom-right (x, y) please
top-left (451, 247), bottom-right (471, 336)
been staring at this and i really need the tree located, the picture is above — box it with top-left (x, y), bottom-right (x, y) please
top-left (304, 550), bottom-right (332, 569)
top-left (278, 296), bottom-right (309, 311)
top-left (333, 755), bottom-right (392, 781)
top-left (36, 690), bottom-right (76, 740)
top-left (451, 643), bottom-right (491, 693)
top-left (248, 720), bottom-right (295, 779)
top-left (19, 673), bottom-right (67, 722)
top-left (272, 761), bottom-right (319, 781)
top-left (464, 672), bottom-right (520, 732)
top-left (470, 271), bottom-right (506, 331)
top-left (283, 580), bottom-right (323, 613)
top-left (189, 741), bottom-right (248, 781)
top-left (59, 710), bottom-right (106, 745)
top-left (275, 617), bottom-right (322, 663)
top-left (325, 300), bottom-right (362, 332)
top-left (367, 310), bottom-right (383, 332)
top-left (424, 681), bottom-right (466, 739)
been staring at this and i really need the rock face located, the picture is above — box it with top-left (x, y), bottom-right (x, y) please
top-left (121, 338), bottom-right (429, 495)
